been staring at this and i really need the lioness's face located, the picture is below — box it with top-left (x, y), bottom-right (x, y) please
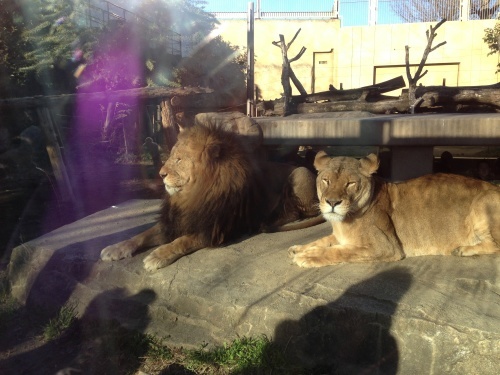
top-left (315, 154), bottom-right (378, 222)
top-left (159, 140), bottom-right (197, 196)
top-left (317, 170), bottom-right (368, 221)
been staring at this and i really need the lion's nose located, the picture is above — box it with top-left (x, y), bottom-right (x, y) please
top-left (326, 199), bottom-right (341, 208)
top-left (159, 171), bottom-right (167, 178)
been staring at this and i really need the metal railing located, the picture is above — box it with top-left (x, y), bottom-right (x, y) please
top-left (205, 0), bottom-right (500, 24)
top-left (206, 0), bottom-right (339, 19)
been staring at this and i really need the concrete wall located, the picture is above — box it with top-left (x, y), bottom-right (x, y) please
top-left (214, 18), bottom-right (500, 100)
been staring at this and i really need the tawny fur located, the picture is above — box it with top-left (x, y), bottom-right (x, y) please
top-left (101, 124), bottom-right (320, 271)
top-left (290, 151), bottom-right (500, 268)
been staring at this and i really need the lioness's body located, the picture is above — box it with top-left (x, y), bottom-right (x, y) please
top-left (290, 152), bottom-right (500, 267)
top-left (101, 124), bottom-right (321, 271)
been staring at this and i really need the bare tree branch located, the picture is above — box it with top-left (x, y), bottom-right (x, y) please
top-left (430, 41), bottom-right (447, 53)
top-left (287, 28), bottom-right (302, 49)
top-left (272, 29), bottom-right (308, 114)
top-left (289, 47), bottom-right (307, 63)
top-left (405, 19), bottom-right (447, 111)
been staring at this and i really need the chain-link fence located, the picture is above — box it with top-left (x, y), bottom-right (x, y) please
top-left (340, 0), bottom-right (500, 25)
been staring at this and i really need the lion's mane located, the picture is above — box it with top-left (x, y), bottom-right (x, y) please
top-left (159, 125), bottom-right (267, 247)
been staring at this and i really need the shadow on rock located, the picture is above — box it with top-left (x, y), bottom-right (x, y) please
top-left (0, 288), bottom-right (157, 375)
top-left (273, 267), bottom-right (413, 374)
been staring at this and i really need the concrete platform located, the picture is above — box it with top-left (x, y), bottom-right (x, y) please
top-left (7, 199), bottom-right (500, 374)
top-left (255, 113), bottom-right (500, 180)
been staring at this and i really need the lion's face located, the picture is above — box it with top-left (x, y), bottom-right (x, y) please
top-left (159, 137), bottom-right (199, 196)
top-left (314, 152), bottom-right (379, 222)
top-left (159, 126), bottom-right (225, 197)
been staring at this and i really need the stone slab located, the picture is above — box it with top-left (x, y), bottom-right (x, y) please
top-left (7, 199), bottom-right (500, 373)
top-left (256, 112), bottom-right (500, 180)
top-left (255, 113), bottom-right (500, 146)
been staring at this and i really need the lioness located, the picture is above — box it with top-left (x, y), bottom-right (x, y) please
top-left (101, 124), bottom-right (322, 271)
top-left (290, 151), bottom-right (500, 267)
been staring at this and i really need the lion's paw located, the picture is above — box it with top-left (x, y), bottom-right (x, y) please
top-left (100, 242), bottom-right (135, 261)
top-left (143, 250), bottom-right (174, 272)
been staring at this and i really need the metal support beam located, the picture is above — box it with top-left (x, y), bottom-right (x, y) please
top-left (247, 2), bottom-right (255, 116)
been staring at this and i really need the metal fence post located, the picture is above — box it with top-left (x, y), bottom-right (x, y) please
top-left (256, 0), bottom-right (261, 19)
top-left (368, 0), bottom-right (378, 25)
top-left (332, 0), bottom-right (339, 18)
top-left (460, 0), bottom-right (470, 21)
top-left (247, 2), bottom-right (255, 116)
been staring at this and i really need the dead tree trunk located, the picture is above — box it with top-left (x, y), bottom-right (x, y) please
top-left (405, 19), bottom-right (447, 113)
top-left (160, 99), bottom-right (178, 152)
top-left (102, 102), bottom-right (115, 141)
top-left (272, 29), bottom-right (307, 116)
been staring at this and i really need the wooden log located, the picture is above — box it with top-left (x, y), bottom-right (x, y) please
top-left (297, 97), bottom-right (410, 115)
top-left (0, 86), bottom-right (214, 108)
top-left (169, 92), bottom-right (227, 109)
top-left (416, 83), bottom-right (500, 109)
top-left (294, 76), bottom-right (406, 103)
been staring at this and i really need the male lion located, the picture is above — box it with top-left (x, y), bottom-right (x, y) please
top-left (290, 151), bottom-right (500, 267)
top-left (101, 124), bottom-right (321, 271)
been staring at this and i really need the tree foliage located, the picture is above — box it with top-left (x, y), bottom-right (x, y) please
top-left (0, 0), bottom-right (33, 97)
top-left (483, 16), bottom-right (500, 73)
top-left (1, 0), bottom-right (245, 99)
top-left (19, 0), bottom-right (101, 94)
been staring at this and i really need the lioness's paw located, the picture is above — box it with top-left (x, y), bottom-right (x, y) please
top-left (292, 247), bottom-right (332, 268)
top-left (143, 251), bottom-right (174, 272)
top-left (100, 243), bottom-right (135, 261)
top-left (451, 247), bottom-right (462, 257)
top-left (288, 245), bottom-right (305, 257)
top-left (452, 246), bottom-right (481, 257)
top-left (292, 253), bottom-right (323, 268)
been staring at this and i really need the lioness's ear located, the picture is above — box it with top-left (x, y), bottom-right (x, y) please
top-left (314, 150), bottom-right (331, 172)
top-left (359, 153), bottom-right (379, 175)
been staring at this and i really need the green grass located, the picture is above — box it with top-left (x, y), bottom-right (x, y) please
top-left (187, 335), bottom-right (288, 374)
top-left (42, 303), bottom-right (78, 341)
top-left (0, 271), bottom-right (16, 333)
